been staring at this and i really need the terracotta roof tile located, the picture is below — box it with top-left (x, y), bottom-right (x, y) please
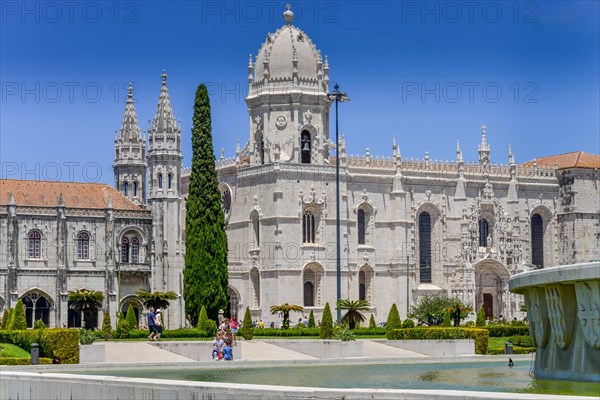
top-left (0, 179), bottom-right (142, 210)
top-left (521, 151), bottom-right (600, 170)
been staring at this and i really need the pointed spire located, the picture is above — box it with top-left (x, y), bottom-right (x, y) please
top-left (118, 82), bottom-right (142, 142)
top-left (151, 69), bottom-right (178, 134)
top-left (478, 123), bottom-right (491, 166)
top-left (248, 54), bottom-right (254, 83)
top-left (456, 140), bottom-right (463, 162)
top-left (508, 144), bottom-right (515, 165)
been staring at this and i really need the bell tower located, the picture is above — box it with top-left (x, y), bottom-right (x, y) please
top-left (113, 83), bottom-right (146, 206)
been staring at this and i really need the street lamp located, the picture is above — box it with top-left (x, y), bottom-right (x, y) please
top-left (327, 83), bottom-right (349, 321)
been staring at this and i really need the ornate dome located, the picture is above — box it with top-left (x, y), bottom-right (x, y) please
top-left (252, 7), bottom-right (328, 87)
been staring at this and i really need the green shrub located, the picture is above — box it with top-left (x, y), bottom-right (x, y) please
top-left (8, 300), bottom-right (27, 330)
top-left (369, 314), bottom-right (376, 329)
top-left (508, 335), bottom-right (534, 347)
top-left (114, 318), bottom-right (130, 339)
top-left (0, 357), bottom-right (52, 365)
top-left (1, 308), bottom-right (10, 330)
top-left (385, 304), bottom-right (401, 337)
top-left (387, 327), bottom-right (489, 355)
top-left (308, 310), bottom-right (316, 328)
top-left (33, 319), bottom-right (47, 330)
top-left (38, 329), bottom-right (79, 364)
top-left (320, 303), bottom-right (334, 339)
top-left (442, 312), bottom-right (451, 327)
top-left (334, 324), bottom-right (355, 341)
top-left (252, 327), bottom-right (320, 337)
top-left (102, 312), bottom-right (112, 340)
top-left (352, 327), bottom-right (386, 336)
top-left (464, 321), bottom-right (475, 327)
top-left (240, 307), bottom-right (254, 340)
top-left (80, 328), bottom-right (97, 345)
top-left (126, 305), bottom-right (138, 330)
top-left (197, 306), bottom-right (217, 336)
top-left (402, 319), bottom-right (415, 329)
top-left (476, 306), bottom-right (486, 327)
top-left (511, 319), bottom-right (527, 326)
top-left (485, 325), bottom-right (529, 337)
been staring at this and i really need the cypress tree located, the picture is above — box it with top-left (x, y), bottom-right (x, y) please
top-left (476, 306), bottom-right (486, 326)
top-left (184, 84), bottom-right (229, 324)
top-left (386, 303), bottom-right (401, 337)
top-left (0, 308), bottom-right (9, 329)
top-left (240, 307), bottom-right (254, 340)
top-left (369, 314), bottom-right (376, 329)
top-left (126, 305), bottom-right (137, 330)
top-left (442, 311), bottom-right (451, 327)
top-left (102, 312), bottom-right (112, 340)
top-left (9, 300), bottom-right (27, 330)
top-left (320, 303), bottom-right (334, 339)
top-left (308, 310), bottom-right (315, 328)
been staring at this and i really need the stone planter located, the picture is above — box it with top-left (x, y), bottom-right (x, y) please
top-left (79, 343), bottom-right (105, 364)
top-left (274, 339), bottom-right (363, 358)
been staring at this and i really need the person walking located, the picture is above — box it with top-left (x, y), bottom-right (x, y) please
top-left (229, 315), bottom-right (238, 346)
top-left (154, 309), bottom-right (163, 341)
top-left (147, 307), bottom-right (156, 341)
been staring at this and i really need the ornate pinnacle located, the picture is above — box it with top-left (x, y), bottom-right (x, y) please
top-left (283, 4), bottom-right (294, 25)
top-left (161, 69), bottom-right (167, 86)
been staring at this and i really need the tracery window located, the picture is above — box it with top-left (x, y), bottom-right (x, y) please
top-left (419, 212), bottom-right (432, 283)
top-left (531, 214), bottom-right (544, 268)
top-left (479, 219), bottom-right (489, 247)
top-left (124, 182), bottom-right (129, 196)
top-left (133, 181), bottom-right (138, 197)
top-left (23, 292), bottom-right (50, 328)
top-left (77, 232), bottom-right (90, 259)
top-left (158, 174), bottom-right (163, 189)
top-left (358, 209), bottom-right (366, 245)
top-left (121, 238), bottom-right (129, 263)
top-left (131, 237), bottom-right (139, 263)
top-left (359, 270), bottom-right (366, 301)
top-left (168, 174), bottom-right (172, 190)
top-left (28, 231), bottom-right (41, 259)
top-left (303, 211), bottom-right (315, 243)
top-left (303, 269), bottom-right (315, 307)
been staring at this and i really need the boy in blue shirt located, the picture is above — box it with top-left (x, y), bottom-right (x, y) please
top-left (222, 338), bottom-right (233, 361)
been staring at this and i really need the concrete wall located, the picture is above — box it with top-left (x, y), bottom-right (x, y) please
top-left (153, 341), bottom-right (242, 361)
top-left (382, 340), bottom-right (475, 357)
top-left (273, 339), bottom-right (363, 358)
top-left (1, 371), bottom-right (592, 400)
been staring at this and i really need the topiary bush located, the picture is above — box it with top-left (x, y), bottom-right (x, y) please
top-left (126, 305), bottom-right (138, 330)
top-left (0, 308), bottom-right (10, 330)
top-left (43, 328), bottom-right (80, 364)
top-left (8, 300), bottom-right (27, 330)
top-left (102, 312), bottom-right (112, 340)
top-left (402, 318), bottom-right (415, 329)
top-left (485, 325), bottom-right (530, 337)
top-left (240, 307), bottom-right (254, 340)
top-left (442, 312), bottom-right (451, 327)
top-left (33, 319), bottom-right (47, 330)
top-left (386, 304), bottom-right (401, 337)
top-left (369, 314), bottom-right (376, 329)
top-left (114, 318), bottom-right (130, 339)
top-left (387, 327), bottom-right (489, 355)
top-left (320, 303), bottom-right (334, 339)
top-left (308, 310), bottom-right (316, 328)
top-left (197, 306), bottom-right (217, 337)
top-left (476, 306), bottom-right (486, 327)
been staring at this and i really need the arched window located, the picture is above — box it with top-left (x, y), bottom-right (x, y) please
top-left (301, 131), bottom-right (311, 164)
top-left (131, 237), bottom-right (139, 263)
top-left (479, 219), bottom-right (489, 247)
top-left (158, 174), bottom-right (163, 189)
top-left (303, 211), bottom-right (315, 243)
top-left (23, 292), bottom-right (50, 328)
top-left (133, 181), bottom-right (138, 197)
top-left (77, 232), bottom-right (89, 259)
top-left (260, 139), bottom-right (265, 164)
top-left (121, 238), bottom-right (129, 263)
top-left (419, 212), bottom-right (432, 283)
top-left (67, 300), bottom-right (82, 328)
top-left (124, 182), bottom-right (129, 196)
top-left (28, 231), bottom-right (41, 258)
top-left (251, 212), bottom-right (260, 246)
top-left (531, 214), bottom-right (544, 268)
top-left (358, 209), bottom-right (366, 245)
top-left (304, 269), bottom-right (316, 307)
top-left (168, 174), bottom-right (172, 190)
top-left (227, 287), bottom-right (239, 318)
top-left (359, 270), bottom-right (366, 301)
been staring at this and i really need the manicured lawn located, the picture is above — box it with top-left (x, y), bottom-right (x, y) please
top-left (0, 343), bottom-right (30, 358)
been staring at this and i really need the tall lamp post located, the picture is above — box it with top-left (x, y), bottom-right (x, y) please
top-left (327, 83), bottom-right (349, 321)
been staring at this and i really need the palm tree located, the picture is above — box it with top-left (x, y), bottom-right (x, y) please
top-left (135, 289), bottom-right (177, 310)
top-left (68, 289), bottom-right (104, 329)
top-left (270, 303), bottom-right (304, 329)
top-left (336, 299), bottom-right (370, 329)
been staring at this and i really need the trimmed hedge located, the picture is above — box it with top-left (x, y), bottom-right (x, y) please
top-left (253, 328), bottom-right (320, 337)
top-left (485, 325), bottom-right (530, 337)
top-left (0, 328), bottom-right (79, 364)
top-left (109, 328), bottom-right (211, 340)
top-left (387, 327), bottom-right (489, 355)
top-left (352, 327), bottom-right (386, 336)
top-left (0, 357), bottom-right (53, 365)
top-left (488, 347), bottom-right (535, 355)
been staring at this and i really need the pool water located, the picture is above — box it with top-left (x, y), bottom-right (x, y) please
top-left (88, 361), bottom-right (600, 397)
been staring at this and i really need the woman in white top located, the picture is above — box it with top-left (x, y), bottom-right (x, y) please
top-left (154, 309), bottom-right (163, 341)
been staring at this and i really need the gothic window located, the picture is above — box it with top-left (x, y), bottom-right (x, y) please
top-left (67, 300), bottom-right (82, 328)
top-left (168, 174), bottom-right (172, 190)
top-left (531, 214), bottom-right (544, 268)
top-left (419, 212), bottom-right (432, 283)
top-left (133, 181), bottom-right (138, 197)
top-left (124, 182), bottom-right (129, 196)
top-left (121, 238), bottom-right (129, 263)
top-left (227, 287), bottom-right (239, 318)
top-left (23, 292), bottom-right (50, 328)
top-left (479, 219), bottom-right (489, 247)
top-left (358, 209), bottom-right (366, 245)
top-left (301, 131), bottom-right (311, 164)
top-left (28, 231), bottom-right (41, 258)
top-left (131, 237), bottom-right (139, 263)
top-left (303, 269), bottom-right (315, 307)
top-left (250, 268), bottom-right (260, 308)
top-left (303, 210), bottom-right (316, 243)
top-left (251, 212), bottom-right (260, 246)
top-left (158, 174), bottom-right (163, 189)
top-left (77, 232), bottom-right (90, 260)
top-left (359, 270), bottom-right (366, 301)
top-left (260, 139), bottom-right (265, 164)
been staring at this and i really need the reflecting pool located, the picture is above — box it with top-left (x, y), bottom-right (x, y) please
top-left (88, 360), bottom-right (599, 397)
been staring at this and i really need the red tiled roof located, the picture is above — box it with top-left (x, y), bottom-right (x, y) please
top-left (521, 151), bottom-right (600, 170)
top-left (0, 179), bottom-right (142, 210)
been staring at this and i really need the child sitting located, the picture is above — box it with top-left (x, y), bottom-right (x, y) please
top-left (222, 338), bottom-right (233, 361)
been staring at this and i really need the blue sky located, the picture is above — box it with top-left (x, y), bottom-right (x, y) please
top-left (1, 1), bottom-right (598, 183)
